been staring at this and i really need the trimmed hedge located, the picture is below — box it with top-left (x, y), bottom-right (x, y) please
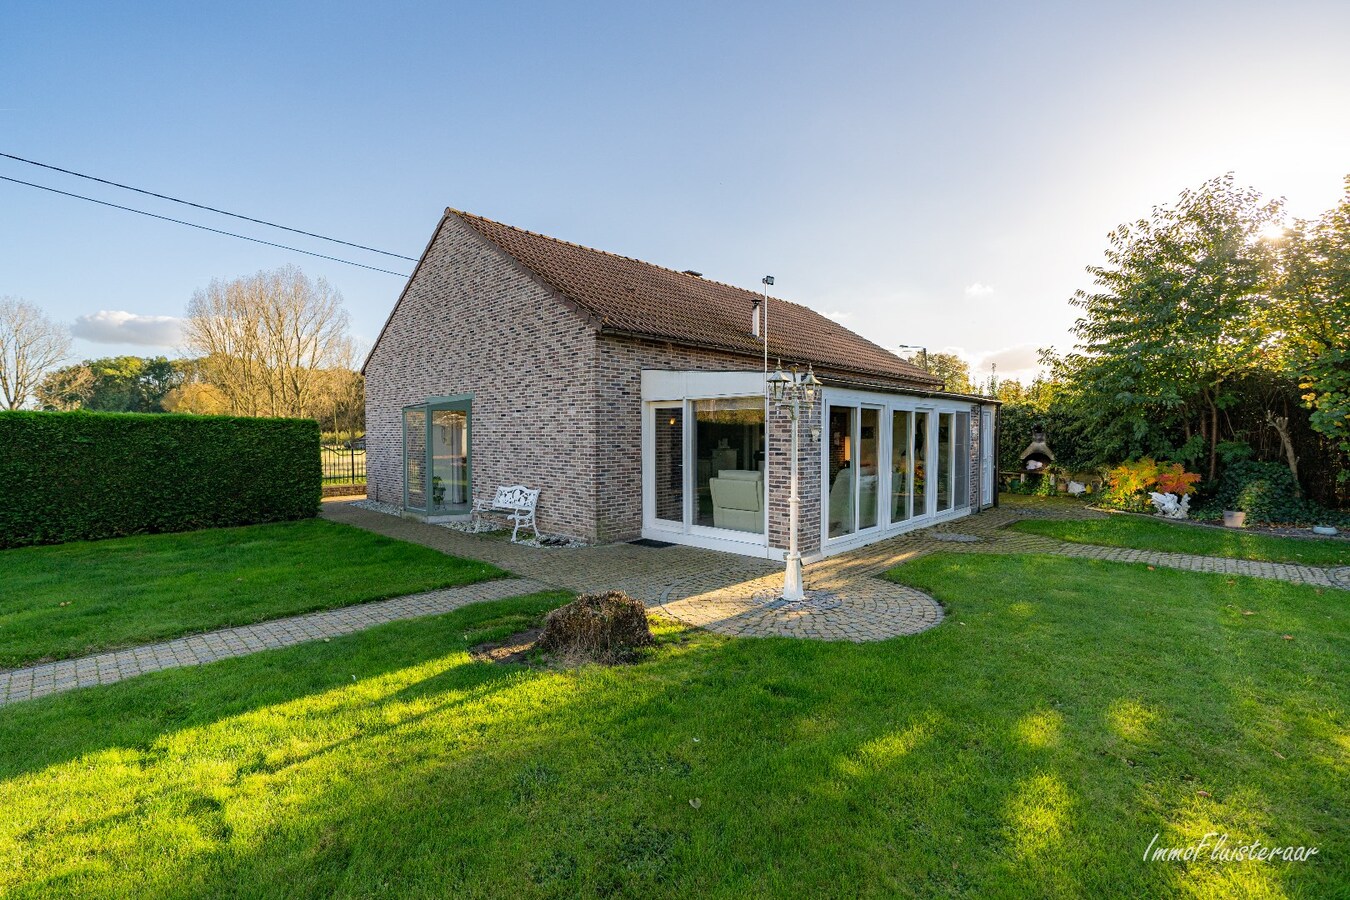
top-left (0, 411), bottom-right (321, 548)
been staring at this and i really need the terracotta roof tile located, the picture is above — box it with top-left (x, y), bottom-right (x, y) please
top-left (451, 210), bottom-right (942, 388)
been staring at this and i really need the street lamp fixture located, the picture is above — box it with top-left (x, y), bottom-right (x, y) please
top-left (895, 344), bottom-right (929, 372)
top-left (768, 360), bottom-right (820, 602)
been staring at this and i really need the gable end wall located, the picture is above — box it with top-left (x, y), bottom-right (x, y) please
top-left (364, 215), bottom-right (600, 538)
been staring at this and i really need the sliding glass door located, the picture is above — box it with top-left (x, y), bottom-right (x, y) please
top-left (647, 398), bottom-right (766, 541)
top-left (859, 408), bottom-right (880, 530)
top-left (827, 405), bottom-right (855, 539)
top-left (653, 404), bottom-right (684, 526)
top-left (891, 410), bottom-right (912, 522)
top-left (913, 411), bottom-right (929, 518)
top-left (827, 403), bottom-right (882, 540)
top-left (937, 412), bottom-right (953, 512)
top-left (430, 408), bottom-right (469, 510)
top-left (694, 398), bottom-right (765, 535)
top-left (403, 407), bottom-right (427, 510)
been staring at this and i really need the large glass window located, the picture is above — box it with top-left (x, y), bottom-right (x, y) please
top-left (431, 408), bottom-right (469, 511)
top-left (954, 411), bottom-right (970, 509)
top-left (937, 412), bottom-right (953, 512)
top-left (694, 398), bottom-right (764, 533)
top-left (403, 407), bottom-right (427, 510)
top-left (654, 406), bottom-right (684, 523)
top-left (404, 397), bottom-right (471, 514)
top-left (914, 411), bottom-right (929, 516)
top-left (891, 410), bottom-right (912, 522)
top-left (859, 408), bottom-right (880, 530)
top-left (827, 405), bottom-right (856, 538)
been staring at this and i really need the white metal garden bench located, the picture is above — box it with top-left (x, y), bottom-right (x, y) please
top-left (471, 485), bottom-right (541, 543)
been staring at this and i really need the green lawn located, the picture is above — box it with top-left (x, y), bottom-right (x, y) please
top-left (0, 519), bottom-right (505, 668)
top-left (1011, 515), bottom-right (1350, 567)
top-left (1, 556), bottom-right (1344, 898)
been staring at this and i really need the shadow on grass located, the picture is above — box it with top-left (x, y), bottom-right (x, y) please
top-left (3, 556), bottom-right (1347, 898)
top-left (0, 591), bottom-right (572, 783)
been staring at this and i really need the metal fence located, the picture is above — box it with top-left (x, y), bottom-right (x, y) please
top-left (321, 443), bottom-right (366, 485)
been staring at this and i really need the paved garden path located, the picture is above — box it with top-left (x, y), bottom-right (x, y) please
top-left (320, 501), bottom-right (1348, 644)
top-left (0, 578), bottom-right (547, 707)
top-left (4, 500), bottom-right (1344, 707)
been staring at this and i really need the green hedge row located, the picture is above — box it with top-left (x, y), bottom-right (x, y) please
top-left (0, 411), bottom-right (321, 548)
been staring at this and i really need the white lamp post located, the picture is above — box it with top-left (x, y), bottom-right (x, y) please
top-left (768, 361), bottom-right (821, 601)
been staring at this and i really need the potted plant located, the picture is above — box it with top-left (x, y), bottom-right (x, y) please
top-left (1223, 509), bottom-right (1247, 528)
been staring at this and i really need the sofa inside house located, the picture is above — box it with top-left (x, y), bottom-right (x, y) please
top-left (709, 469), bottom-right (764, 533)
top-left (828, 465), bottom-right (878, 534)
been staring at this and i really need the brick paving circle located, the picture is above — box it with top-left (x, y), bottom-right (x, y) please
top-left (655, 572), bottom-right (943, 642)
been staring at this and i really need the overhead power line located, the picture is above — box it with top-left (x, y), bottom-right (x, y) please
top-left (0, 175), bottom-right (412, 278)
top-left (1, 151), bottom-right (418, 262)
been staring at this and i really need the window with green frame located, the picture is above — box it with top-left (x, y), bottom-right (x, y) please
top-left (403, 395), bottom-right (472, 514)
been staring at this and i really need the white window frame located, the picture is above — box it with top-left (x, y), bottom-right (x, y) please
top-left (820, 387), bottom-right (973, 555)
top-left (640, 371), bottom-right (773, 558)
top-left (981, 406), bottom-right (995, 507)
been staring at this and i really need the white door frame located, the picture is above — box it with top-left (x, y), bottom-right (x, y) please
top-left (640, 371), bottom-right (775, 558)
top-left (981, 407), bottom-right (995, 507)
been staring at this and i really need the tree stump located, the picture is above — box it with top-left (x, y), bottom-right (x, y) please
top-left (538, 591), bottom-right (653, 663)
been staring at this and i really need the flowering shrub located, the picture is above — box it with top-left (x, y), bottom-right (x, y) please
top-left (1107, 458), bottom-right (1160, 496)
top-left (1155, 463), bottom-right (1201, 497)
top-left (1099, 458), bottom-right (1201, 511)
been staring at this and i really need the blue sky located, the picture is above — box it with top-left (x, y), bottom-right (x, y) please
top-left (3, 0), bottom-right (1348, 382)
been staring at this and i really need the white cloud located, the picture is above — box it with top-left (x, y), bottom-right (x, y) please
top-left (71, 310), bottom-right (185, 347)
top-left (982, 345), bottom-right (1041, 372)
top-left (964, 282), bottom-right (995, 297)
top-left (939, 344), bottom-right (1045, 384)
top-left (821, 309), bottom-right (853, 323)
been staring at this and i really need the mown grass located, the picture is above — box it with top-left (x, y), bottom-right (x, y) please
top-left (1011, 515), bottom-right (1350, 567)
top-left (0, 519), bottom-right (505, 668)
top-left (1, 555), bottom-right (1344, 898)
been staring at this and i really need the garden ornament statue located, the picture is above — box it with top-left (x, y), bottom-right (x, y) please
top-left (1149, 491), bottom-right (1190, 519)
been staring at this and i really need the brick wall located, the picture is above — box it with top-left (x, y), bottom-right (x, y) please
top-left (364, 215), bottom-right (600, 539)
top-left (366, 214), bottom-right (979, 547)
top-left (593, 334), bottom-right (780, 543)
top-left (767, 398), bottom-right (823, 555)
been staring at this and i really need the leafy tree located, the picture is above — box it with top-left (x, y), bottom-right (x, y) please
top-left (162, 382), bottom-right (230, 414)
top-left (35, 364), bottom-right (95, 410)
top-left (78, 356), bottom-right (185, 412)
top-left (1270, 178), bottom-right (1350, 482)
top-left (1055, 175), bottom-right (1281, 479)
top-left (926, 352), bottom-right (972, 394)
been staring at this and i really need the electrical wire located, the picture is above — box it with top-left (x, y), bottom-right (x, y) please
top-left (0, 175), bottom-right (412, 278)
top-left (1, 151), bottom-right (417, 261)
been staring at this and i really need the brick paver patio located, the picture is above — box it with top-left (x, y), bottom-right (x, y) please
top-left (3, 498), bottom-right (1344, 707)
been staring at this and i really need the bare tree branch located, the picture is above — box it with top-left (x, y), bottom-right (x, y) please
top-left (182, 266), bottom-right (351, 420)
top-left (0, 297), bottom-right (72, 410)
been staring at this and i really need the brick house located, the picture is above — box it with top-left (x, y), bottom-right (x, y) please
top-left (364, 209), bottom-right (999, 561)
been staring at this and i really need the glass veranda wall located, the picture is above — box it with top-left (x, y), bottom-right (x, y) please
top-left (403, 396), bottom-right (472, 516)
top-left (823, 389), bottom-right (973, 549)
